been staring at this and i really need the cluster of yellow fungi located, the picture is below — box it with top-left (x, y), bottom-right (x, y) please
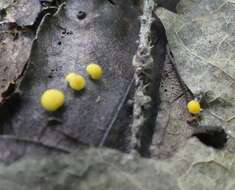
top-left (41, 63), bottom-right (103, 112)
top-left (41, 62), bottom-right (202, 115)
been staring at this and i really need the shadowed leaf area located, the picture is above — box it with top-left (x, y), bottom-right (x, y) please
top-left (0, 0), bottom-right (234, 190)
top-left (0, 0), bottom-right (140, 149)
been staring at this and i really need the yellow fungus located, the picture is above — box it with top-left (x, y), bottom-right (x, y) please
top-left (41, 89), bottom-right (65, 112)
top-left (86, 63), bottom-right (103, 80)
top-left (187, 100), bottom-right (201, 114)
top-left (66, 73), bottom-right (86, 91)
top-left (65, 72), bottom-right (77, 82)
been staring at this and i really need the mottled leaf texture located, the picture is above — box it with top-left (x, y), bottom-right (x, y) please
top-left (156, 0), bottom-right (235, 145)
top-left (0, 0), bottom-right (139, 149)
top-left (0, 26), bottom-right (34, 103)
top-left (149, 0), bottom-right (235, 189)
top-left (0, 0), bottom-right (49, 103)
top-left (0, 148), bottom-right (180, 190)
top-left (0, 147), bottom-right (235, 190)
top-left (0, 0), bottom-right (41, 26)
top-left (0, 135), bottom-right (68, 165)
top-left (151, 53), bottom-right (194, 159)
top-left (0, 0), bottom-right (234, 189)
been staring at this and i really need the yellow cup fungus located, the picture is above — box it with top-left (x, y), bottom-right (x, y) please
top-left (41, 89), bottom-right (65, 111)
top-left (86, 63), bottom-right (103, 80)
top-left (65, 72), bottom-right (77, 82)
top-left (187, 100), bottom-right (201, 114)
top-left (65, 73), bottom-right (86, 91)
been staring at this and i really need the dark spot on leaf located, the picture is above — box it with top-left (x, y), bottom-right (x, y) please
top-left (3, 66), bottom-right (8, 72)
top-left (57, 41), bottom-right (62, 45)
top-left (107, 0), bottom-right (116, 5)
top-left (0, 93), bottom-right (21, 133)
top-left (192, 126), bottom-right (228, 149)
top-left (2, 83), bottom-right (16, 98)
top-left (157, 0), bottom-right (180, 12)
top-left (126, 100), bottom-right (133, 114)
top-left (0, 9), bottom-right (6, 18)
top-left (47, 118), bottom-right (63, 126)
top-left (77, 11), bottom-right (86, 20)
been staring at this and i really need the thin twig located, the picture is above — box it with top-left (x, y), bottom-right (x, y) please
top-left (99, 77), bottom-right (135, 146)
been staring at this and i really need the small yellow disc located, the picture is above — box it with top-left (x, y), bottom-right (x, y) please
top-left (187, 100), bottom-right (201, 114)
top-left (65, 72), bottom-right (77, 82)
top-left (41, 89), bottom-right (65, 112)
top-left (67, 74), bottom-right (86, 91)
top-left (69, 75), bottom-right (86, 90)
top-left (86, 63), bottom-right (103, 80)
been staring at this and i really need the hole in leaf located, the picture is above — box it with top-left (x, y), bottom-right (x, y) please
top-left (77, 11), bottom-right (86, 20)
top-left (192, 126), bottom-right (228, 149)
top-left (107, 0), bottom-right (116, 5)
